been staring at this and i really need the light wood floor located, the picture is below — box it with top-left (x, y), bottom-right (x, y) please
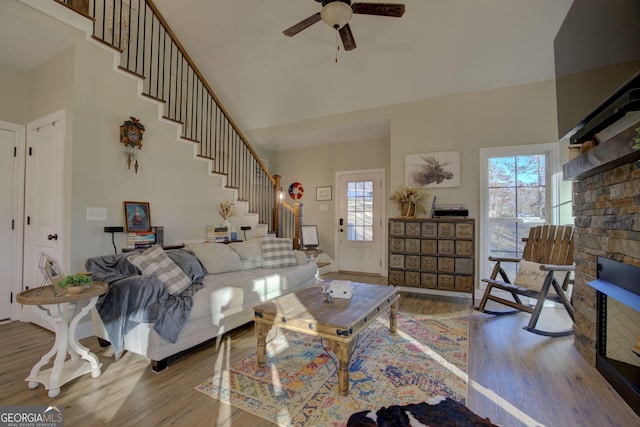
top-left (1, 273), bottom-right (638, 426)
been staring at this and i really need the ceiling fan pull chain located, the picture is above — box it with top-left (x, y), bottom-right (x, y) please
top-left (335, 25), bottom-right (339, 63)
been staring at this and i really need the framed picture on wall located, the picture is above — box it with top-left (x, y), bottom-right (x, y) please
top-left (316, 186), bottom-right (332, 201)
top-left (124, 201), bottom-right (152, 232)
top-left (405, 151), bottom-right (460, 188)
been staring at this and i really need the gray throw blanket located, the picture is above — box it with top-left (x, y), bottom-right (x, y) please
top-left (85, 249), bottom-right (205, 359)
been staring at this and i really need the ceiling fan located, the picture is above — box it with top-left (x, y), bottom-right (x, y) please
top-left (283, 0), bottom-right (406, 52)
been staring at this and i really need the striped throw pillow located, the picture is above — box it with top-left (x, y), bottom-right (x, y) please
top-left (261, 237), bottom-right (296, 269)
top-left (128, 245), bottom-right (191, 295)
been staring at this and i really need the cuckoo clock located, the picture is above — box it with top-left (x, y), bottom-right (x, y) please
top-left (120, 117), bottom-right (145, 173)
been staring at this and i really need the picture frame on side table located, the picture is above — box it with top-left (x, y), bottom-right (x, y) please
top-left (124, 201), bottom-right (152, 232)
top-left (316, 186), bottom-right (332, 201)
top-left (301, 225), bottom-right (320, 249)
top-left (38, 253), bottom-right (64, 295)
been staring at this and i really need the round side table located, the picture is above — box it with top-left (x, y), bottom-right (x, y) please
top-left (17, 282), bottom-right (108, 398)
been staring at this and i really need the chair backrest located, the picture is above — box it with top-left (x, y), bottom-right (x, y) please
top-left (522, 225), bottom-right (574, 266)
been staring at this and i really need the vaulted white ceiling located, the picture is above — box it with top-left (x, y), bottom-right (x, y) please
top-left (1, 0), bottom-right (574, 149)
top-left (153, 0), bottom-right (573, 147)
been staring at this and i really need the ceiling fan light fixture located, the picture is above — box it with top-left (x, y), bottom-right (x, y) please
top-left (321, 2), bottom-right (352, 30)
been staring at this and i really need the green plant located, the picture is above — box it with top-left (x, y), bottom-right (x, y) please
top-left (58, 274), bottom-right (91, 288)
top-left (633, 127), bottom-right (640, 149)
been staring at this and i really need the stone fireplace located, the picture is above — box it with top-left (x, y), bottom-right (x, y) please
top-left (564, 118), bottom-right (640, 414)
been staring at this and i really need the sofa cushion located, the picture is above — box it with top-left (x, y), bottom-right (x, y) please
top-left (128, 245), bottom-right (192, 295)
top-left (229, 240), bottom-right (263, 269)
top-left (261, 237), bottom-right (296, 269)
top-left (186, 242), bottom-right (243, 274)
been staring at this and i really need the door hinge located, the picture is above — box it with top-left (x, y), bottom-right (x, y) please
top-left (11, 219), bottom-right (14, 230)
top-left (14, 146), bottom-right (17, 157)
top-left (27, 216), bottom-right (30, 225)
top-left (10, 292), bottom-right (13, 304)
top-left (29, 147), bottom-right (32, 156)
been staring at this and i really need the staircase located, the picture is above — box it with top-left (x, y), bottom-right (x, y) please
top-left (54, 0), bottom-right (303, 241)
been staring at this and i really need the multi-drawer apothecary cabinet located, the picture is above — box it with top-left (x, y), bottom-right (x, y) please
top-left (388, 217), bottom-right (475, 303)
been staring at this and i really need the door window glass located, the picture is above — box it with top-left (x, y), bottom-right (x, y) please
top-left (346, 180), bottom-right (373, 241)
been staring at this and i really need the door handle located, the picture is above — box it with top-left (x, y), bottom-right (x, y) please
top-left (47, 233), bottom-right (58, 241)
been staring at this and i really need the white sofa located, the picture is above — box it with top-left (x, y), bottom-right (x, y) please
top-left (89, 238), bottom-right (317, 371)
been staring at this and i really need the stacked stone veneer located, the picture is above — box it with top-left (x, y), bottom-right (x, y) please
top-left (572, 159), bottom-right (640, 365)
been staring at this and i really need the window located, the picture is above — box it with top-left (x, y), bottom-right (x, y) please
top-left (346, 180), bottom-right (374, 241)
top-left (479, 143), bottom-right (569, 282)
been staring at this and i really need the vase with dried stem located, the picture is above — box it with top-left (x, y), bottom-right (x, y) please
top-left (218, 200), bottom-right (234, 226)
top-left (389, 186), bottom-right (425, 218)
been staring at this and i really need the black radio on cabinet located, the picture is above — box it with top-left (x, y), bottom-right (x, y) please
top-left (433, 204), bottom-right (468, 218)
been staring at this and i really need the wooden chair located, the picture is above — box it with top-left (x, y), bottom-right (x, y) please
top-left (475, 225), bottom-right (575, 337)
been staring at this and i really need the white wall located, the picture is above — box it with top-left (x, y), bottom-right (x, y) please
top-left (388, 80), bottom-right (560, 220)
top-left (262, 80), bottom-right (562, 262)
top-left (65, 38), bottom-right (239, 273)
top-left (274, 138), bottom-right (390, 257)
top-left (3, 30), bottom-right (241, 274)
top-left (0, 63), bottom-right (27, 124)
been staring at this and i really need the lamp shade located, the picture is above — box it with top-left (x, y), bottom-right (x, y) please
top-left (321, 1), bottom-right (352, 29)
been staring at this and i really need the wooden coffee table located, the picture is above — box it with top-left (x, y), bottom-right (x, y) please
top-left (253, 282), bottom-right (399, 396)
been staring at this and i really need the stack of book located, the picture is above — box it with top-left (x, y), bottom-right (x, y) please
top-left (206, 225), bottom-right (229, 243)
top-left (126, 231), bottom-right (157, 249)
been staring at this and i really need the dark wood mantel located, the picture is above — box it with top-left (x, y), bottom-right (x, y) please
top-left (563, 121), bottom-right (640, 181)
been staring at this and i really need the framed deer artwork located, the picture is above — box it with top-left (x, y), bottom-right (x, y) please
top-left (404, 151), bottom-right (460, 188)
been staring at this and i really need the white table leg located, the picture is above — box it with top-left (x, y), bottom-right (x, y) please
top-left (26, 304), bottom-right (66, 397)
top-left (25, 296), bottom-right (102, 397)
top-left (68, 296), bottom-right (102, 377)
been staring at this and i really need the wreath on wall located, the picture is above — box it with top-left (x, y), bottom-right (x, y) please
top-left (288, 182), bottom-right (304, 200)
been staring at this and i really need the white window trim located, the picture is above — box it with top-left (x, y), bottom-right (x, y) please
top-left (478, 142), bottom-right (560, 287)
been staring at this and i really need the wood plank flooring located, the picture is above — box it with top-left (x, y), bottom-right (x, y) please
top-left (1, 272), bottom-right (638, 426)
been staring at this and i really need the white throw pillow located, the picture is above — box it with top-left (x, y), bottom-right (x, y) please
top-left (185, 242), bottom-right (243, 274)
top-left (128, 245), bottom-right (192, 295)
top-left (229, 240), bottom-right (263, 269)
top-left (261, 237), bottom-right (296, 269)
top-left (514, 260), bottom-right (567, 295)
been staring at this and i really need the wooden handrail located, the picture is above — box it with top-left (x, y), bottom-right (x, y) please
top-left (145, 0), bottom-right (273, 184)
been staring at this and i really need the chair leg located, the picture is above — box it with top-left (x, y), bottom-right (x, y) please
top-left (475, 282), bottom-right (522, 316)
top-left (523, 277), bottom-right (574, 337)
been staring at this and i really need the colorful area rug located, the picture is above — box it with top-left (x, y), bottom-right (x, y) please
top-left (195, 313), bottom-right (468, 427)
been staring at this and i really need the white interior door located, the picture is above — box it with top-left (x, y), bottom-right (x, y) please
top-left (23, 111), bottom-right (66, 329)
top-left (0, 122), bottom-right (25, 321)
top-left (336, 169), bottom-right (385, 274)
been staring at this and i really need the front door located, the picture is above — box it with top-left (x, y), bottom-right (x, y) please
top-left (23, 111), bottom-right (66, 329)
top-left (0, 121), bottom-right (25, 321)
top-left (336, 169), bottom-right (385, 274)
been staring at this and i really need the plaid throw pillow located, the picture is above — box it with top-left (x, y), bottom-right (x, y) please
top-left (261, 237), bottom-right (296, 269)
top-left (128, 245), bottom-right (191, 295)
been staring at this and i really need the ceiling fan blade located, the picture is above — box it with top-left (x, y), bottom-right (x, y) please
top-left (351, 3), bottom-right (405, 17)
top-left (339, 24), bottom-right (357, 51)
top-left (283, 12), bottom-right (322, 37)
